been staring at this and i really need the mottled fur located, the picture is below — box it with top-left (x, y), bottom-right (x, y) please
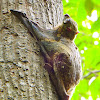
top-left (10, 10), bottom-right (82, 100)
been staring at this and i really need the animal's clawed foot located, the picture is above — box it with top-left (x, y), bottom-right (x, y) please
top-left (10, 9), bottom-right (27, 19)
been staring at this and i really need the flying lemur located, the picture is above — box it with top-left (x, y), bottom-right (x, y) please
top-left (10, 10), bottom-right (82, 100)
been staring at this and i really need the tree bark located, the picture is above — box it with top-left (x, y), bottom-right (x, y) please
top-left (0, 0), bottom-right (63, 100)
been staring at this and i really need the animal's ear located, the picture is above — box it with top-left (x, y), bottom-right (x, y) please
top-left (64, 14), bottom-right (70, 18)
top-left (63, 14), bottom-right (71, 24)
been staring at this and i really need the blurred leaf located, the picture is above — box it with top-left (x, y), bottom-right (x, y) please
top-left (91, 17), bottom-right (100, 32)
top-left (85, 0), bottom-right (94, 16)
top-left (77, 2), bottom-right (87, 23)
top-left (92, 0), bottom-right (100, 5)
top-left (90, 77), bottom-right (100, 99)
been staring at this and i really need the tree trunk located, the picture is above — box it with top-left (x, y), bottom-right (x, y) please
top-left (0, 0), bottom-right (63, 100)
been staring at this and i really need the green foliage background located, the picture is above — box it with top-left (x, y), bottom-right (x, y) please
top-left (62, 0), bottom-right (100, 100)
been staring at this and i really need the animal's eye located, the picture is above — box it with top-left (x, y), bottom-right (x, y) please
top-left (64, 19), bottom-right (71, 24)
top-left (67, 27), bottom-right (71, 31)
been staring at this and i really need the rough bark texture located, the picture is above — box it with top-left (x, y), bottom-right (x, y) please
top-left (0, 0), bottom-right (63, 100)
